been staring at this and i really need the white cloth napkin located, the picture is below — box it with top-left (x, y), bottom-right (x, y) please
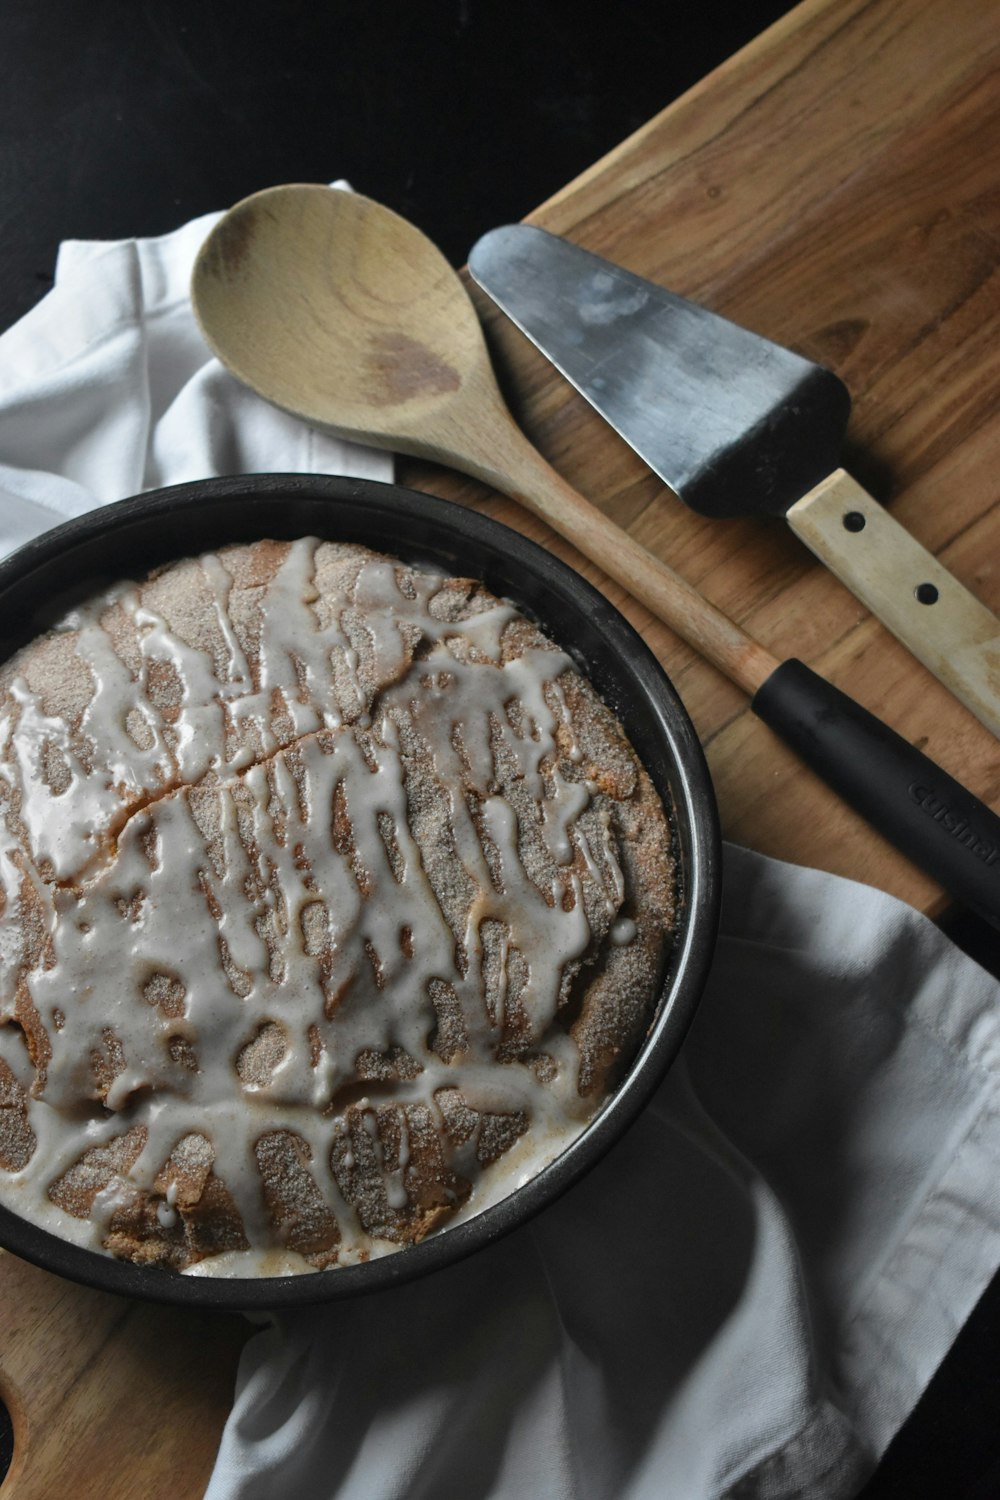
top-left (0, 202), bottom-right (387, 554)
top-left (1, 210), bottom-right (998, 1500)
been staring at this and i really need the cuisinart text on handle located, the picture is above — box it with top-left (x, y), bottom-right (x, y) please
top-left (909, 783), bottom-right (999, 865)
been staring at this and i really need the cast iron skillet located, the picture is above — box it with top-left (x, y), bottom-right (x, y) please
top-left (0, 474), bottom-right (720, 1308)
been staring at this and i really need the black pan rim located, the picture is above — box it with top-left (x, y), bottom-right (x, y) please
top-left (0, 473), bottom-right (721, 1309)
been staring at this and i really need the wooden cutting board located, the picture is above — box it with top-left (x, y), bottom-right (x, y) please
top-left (0, 1250), bottom-right (250, 1499)
top-left (3, 0), bottom-right (1000, 1493)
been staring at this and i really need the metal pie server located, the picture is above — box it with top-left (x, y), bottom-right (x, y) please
top-left (468, 225), bottom-right (1000, 739)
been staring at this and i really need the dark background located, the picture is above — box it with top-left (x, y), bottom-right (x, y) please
top-left (2, 0), bottom-right (800, 328)
top-left (1, 1), bottom-right (998, 1496)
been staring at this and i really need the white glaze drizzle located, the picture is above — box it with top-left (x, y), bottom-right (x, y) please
top-left (0, 539), bottom-right (636, 1271)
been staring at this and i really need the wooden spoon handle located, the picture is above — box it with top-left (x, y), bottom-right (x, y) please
top-left (449, 392), bottom-right (779, 695)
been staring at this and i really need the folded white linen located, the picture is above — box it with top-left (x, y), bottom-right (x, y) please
top-left (0, 209), bottom-right (996, 1500)
top-left (205, 847), bottom-right (1000, 1500)
top-left (0, 197), bottom-right (387, 559)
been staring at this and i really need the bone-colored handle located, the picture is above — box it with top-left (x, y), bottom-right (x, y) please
top-left (787, 469), bottom-right (1000, 739)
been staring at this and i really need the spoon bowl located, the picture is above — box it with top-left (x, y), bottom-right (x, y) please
top-left (193, 184), bottom-right (499, 463)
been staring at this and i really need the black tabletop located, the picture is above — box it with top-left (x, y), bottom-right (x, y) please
top-left (3, 0), bottom-right (792, 331)
top-left (1, 2), bottom-right (997, 1496)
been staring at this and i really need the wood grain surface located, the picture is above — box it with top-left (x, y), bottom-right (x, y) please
top-left (3, 0), bottom-right (999, 1494)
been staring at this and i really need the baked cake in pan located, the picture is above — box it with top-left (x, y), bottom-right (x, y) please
top-left (0, 537), bottom-right (677, 1275)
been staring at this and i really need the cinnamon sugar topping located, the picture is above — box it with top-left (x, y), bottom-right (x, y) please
top-left (0, 539), bottom-right (676, 1275)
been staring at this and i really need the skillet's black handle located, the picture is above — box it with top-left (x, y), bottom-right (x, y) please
top-left (751, 659), bottom-right (1000, 928)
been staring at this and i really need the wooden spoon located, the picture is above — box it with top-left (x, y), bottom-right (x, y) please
top-left (189, 184), bottom-right (1000, 922)
top-left (190, 183), bottom-right (776, 696)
